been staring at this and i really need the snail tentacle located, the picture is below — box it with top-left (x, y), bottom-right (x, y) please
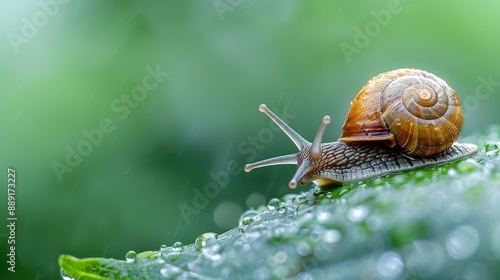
top-left (311, 116), bottom-right (331, 159)
top-left (244, 154), bottom-right (297, 172)
top-left (258, 104), bottom-right (310, 149)
top-left (289, 159), bottom-right (313, 189)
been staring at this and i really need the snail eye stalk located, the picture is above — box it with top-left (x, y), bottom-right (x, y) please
top-left (244, 104), bottom-right (306, 172)
top-left (310, 116), bottom-right (331, 160)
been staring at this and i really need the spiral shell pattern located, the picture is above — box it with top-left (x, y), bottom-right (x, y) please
top-left (380, 69), bottom-right (462, 156)
top-left (340, 68), bottom-right (463, 157)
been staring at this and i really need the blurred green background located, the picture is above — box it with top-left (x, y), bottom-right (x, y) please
top-left (1, 0), bottom-right (499, 278)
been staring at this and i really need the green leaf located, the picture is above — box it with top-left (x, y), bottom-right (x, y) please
top-left (59, 127), bottom-right (500, 279)
top-left (59, 251), bottom-right (161, 280)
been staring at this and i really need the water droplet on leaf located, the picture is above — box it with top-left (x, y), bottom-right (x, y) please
top-left (125, 250), bottom-right (137, 262)
top-left (267, 198), bottom-right (281, 211)
top-left (195, 232), bottom-right (218, 250)
top-left (347, 205), bottom-right (369, 222)
top-left (322, 229), bottom-right (342, 244)
top-left (239, 209), bottom-right (260, 226)
top-left (60, 269), bottom-right (74, 280)
top-left (484, 142), bottom-right (499, 155)
top-left (446, 225), bottom-right (480, 260)
top-left (316, 210), bottom-right (331, 223)
top-left (296, 241), bottom-right (312, 256)
top-left (172, 242), bottom-right (183, 251)
top-left (377, 251), bottom-right (403, 278)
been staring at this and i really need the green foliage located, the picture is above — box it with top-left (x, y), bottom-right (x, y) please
top-left (59, 128), bottom-right (500, 279)
top-left (59, 252), bottom-right (160, 280)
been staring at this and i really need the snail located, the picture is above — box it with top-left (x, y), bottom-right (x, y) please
top-left (244, 68), bottom-right (478, 189)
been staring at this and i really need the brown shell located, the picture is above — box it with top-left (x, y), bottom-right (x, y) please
top-left (339, 68), bottom-right (463, 157)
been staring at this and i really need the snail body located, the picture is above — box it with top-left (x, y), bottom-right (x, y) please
top-left (244, 68), bottom-right (478, 188)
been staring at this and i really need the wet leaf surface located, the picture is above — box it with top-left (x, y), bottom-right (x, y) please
top-left (60, 126), bottom-right (500, 279)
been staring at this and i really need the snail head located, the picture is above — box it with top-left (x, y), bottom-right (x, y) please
top-left (244, 104), bottom-right (331, 189)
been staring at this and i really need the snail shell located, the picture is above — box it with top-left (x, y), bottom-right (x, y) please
top-left (339, 69), bottom-right (463, 157)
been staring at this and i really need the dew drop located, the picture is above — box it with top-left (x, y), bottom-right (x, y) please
top-left (377, 251), bottom-right (403, 278)
top-left (277, 207), bottom-right (287, 214)
top-left (161, 247), bottom-right (181, 262)
top-left (195, 232), bottom-right (218, 250)
top-left (292, 193), bottom-right (308, 206)
top-left (172, 241), bottom-right (183, 251)
top-left (296, 241), bottom-right (312, 256)
top-left (240, 217), bottom-right (253, 226)
top-left (322, 229), bottom-right (342, 244)
top-left (238, 209), bottom-right (260, 226)
top-left (274, 251), bottom-right (288, 264)
top-left (316, 210), bottom-right (331, 223)
top-left (447, 168), bottom-right (458, 177)
top-left (60, 269), bottom-right (74, 280)
top-left (125, 250), bottom-right (137, 262)
top-left (485, 142), bottom-right (499, 155)
top-left (267, 198), bottom-right (281, 211)
top-left (347, 205), bottom-right (369, 222)
top-left (446, 225), bottom-right (480, 260)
